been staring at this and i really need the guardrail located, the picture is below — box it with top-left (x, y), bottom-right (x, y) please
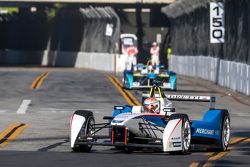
top-left (0, 50), bottom-right (115, 71)
top-left (169, 55), bottom-right (250, 96)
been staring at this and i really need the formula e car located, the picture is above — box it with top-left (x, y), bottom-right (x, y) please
top-left (123, 64), bottom-right (177, 91)
top-left (70, 85), bottom-right (230, 154)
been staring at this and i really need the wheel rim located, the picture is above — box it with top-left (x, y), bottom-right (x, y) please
top-left (223, 117), bottom-right (230, 148)
top-left (86, 118), bottom-right (95, 148)
top-left (183, 120), bottom-right (191, 151)
top-left (87, 118), bottom-right (95, 136)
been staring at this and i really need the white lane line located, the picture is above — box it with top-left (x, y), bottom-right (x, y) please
top-left (16, 99), bottom-right (31, 114)
top-left (0, 110), bottom-right (6, 113)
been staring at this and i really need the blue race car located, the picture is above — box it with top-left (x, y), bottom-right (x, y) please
top-left (123, 64), bottom-right (177, 91)
top-left (70, 85), bottom-right (230, 153)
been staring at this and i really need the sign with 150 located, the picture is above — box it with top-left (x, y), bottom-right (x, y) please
top-left (210, 2), bottom-right (224, 43)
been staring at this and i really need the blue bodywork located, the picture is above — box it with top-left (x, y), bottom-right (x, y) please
top-left (113, 106), bottom-right (224, 144)
top-left (113, 105), bottom-right (133, 117)
top-left (191, 109), bottom-right (223, 141)
top-left (123, 65), bottom-right (177, 90)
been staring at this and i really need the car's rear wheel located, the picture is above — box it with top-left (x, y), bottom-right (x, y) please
top-left (218, 110), bottom-right (230, 151)
top-left (72, 110), bottom-right (95, 152)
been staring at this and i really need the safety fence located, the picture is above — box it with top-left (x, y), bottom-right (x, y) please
top-left (170, 55), bottom-right (250, 96)
top-left (162, 0), bottom-right (250, 95)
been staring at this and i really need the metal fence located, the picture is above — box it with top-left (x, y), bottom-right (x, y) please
top-left (170, 55), bottom-right (250, 96)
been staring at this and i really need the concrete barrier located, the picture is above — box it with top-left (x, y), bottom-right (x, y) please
top-left (170, 55), bottom-right (250, 96)
top-left (0, 50), bottom-right (115, 72)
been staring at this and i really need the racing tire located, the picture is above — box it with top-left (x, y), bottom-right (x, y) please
top-left (72, 110), bottom-right (95, 152)
top-left (217, 110), bottom-right (230, 152)
top-left (168, 114), bottom-right (191, 155)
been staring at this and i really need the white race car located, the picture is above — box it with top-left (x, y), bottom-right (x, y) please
top-left (70, 85), bottom-right (230, 154)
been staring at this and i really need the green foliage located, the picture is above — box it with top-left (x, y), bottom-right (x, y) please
top-left (0, 7), bottom-right (19, 15)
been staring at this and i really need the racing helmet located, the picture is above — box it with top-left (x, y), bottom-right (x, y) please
top-left (143, 98), bottom-right (160, 114)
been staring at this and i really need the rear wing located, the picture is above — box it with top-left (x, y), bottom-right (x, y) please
top-left (142, 93), bottom-right (216, 109)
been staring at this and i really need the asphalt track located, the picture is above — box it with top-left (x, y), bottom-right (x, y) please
top-left (0, 67), bottom-right (249, 167)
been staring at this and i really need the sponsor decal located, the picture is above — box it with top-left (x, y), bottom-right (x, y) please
top-left (133, 82), bottom-right (140, 86)
top-left (166, 95), bottom-right (211, 101)
top-left (159, 74), bottom-right (169, 77)
top-left (133, 73), bottom-right (141, 77)
top-left (114, 106), bottom-right (124, 110)
top-left (171, 137), bottom-right (181, 140)
top-left (163, 83), bottom-right (170, 87)
top-left (173, 142), bottom-right (182, 147)
top-left (111, 120), bottom-right (124, 124)
top-left (196, 128), bottom-right (215, 135)
top-left (215, 130), bottom-right (220, 136)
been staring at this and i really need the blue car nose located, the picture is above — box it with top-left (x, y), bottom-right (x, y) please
top-left (148, 73), bottom-right (156, 79)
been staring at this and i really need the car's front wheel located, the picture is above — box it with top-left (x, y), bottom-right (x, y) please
top-left (72, 110), bottom-right (95, 152)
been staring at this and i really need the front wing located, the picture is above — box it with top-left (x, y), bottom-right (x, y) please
top-left (124, 71), bottom-right (176, 90)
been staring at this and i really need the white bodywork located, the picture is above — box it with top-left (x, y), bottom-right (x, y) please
top-left (111, 112), bottom-right (164, 139)
top-left (111, 110), bottom-right (183, 152)
top-left (131, 83), bottom-right (171, 89)
top-left (70, 105), bottom-right (183, 152)
top-left (70, 114), bottom-right (86, 148)
top-left (163, 118), bottom-right (183, 152)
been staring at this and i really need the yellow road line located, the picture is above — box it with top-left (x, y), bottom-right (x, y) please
top-left (0, 123), bottom-right (29, 147)
top-left (107, 75), bottom-right (134, 106)
top-left (189, 137), bottom-right (250, 167)
top-left (35, 72), bottom-right (49, 90)
top-left (107, 75), bottom-right (141, 106)
top-left (189, 162), bottom-right (199, 167)
top-left (205, 152), bottom-right (215, 156)
top-left (112, 76), bottom-right (141, 105)
top-left (203, 152), bottom-right (228, 167)
top-left (30, 74), bottom-right (43, 89)
top-left (30, 72), bottom-right (49, 90)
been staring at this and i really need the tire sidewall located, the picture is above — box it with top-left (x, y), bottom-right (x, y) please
top-left (220, 110), bottom-right (230, 151)
top-left (181, 116), bottom-right (191, 153)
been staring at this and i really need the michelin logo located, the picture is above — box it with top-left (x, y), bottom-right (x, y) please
top-left (196, 128), bottom-right (214, 135)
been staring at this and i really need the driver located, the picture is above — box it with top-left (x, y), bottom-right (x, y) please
top-left (143, 98), bottom-right (160, 114)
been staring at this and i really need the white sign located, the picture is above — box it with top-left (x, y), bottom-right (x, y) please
top-left (210, 2), bottom-right (224, 43)
top-left (123, 38), bottom-right (134, 45)
top-left (105, 24), bottom-right (113, 36)
top-left (156, 34), bottom-right (162, 43)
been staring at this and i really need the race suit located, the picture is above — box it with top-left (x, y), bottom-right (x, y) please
top-left (126, 46), bottom-right (138, 71)
top-left (150, 46), bottom-right (160, 67)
